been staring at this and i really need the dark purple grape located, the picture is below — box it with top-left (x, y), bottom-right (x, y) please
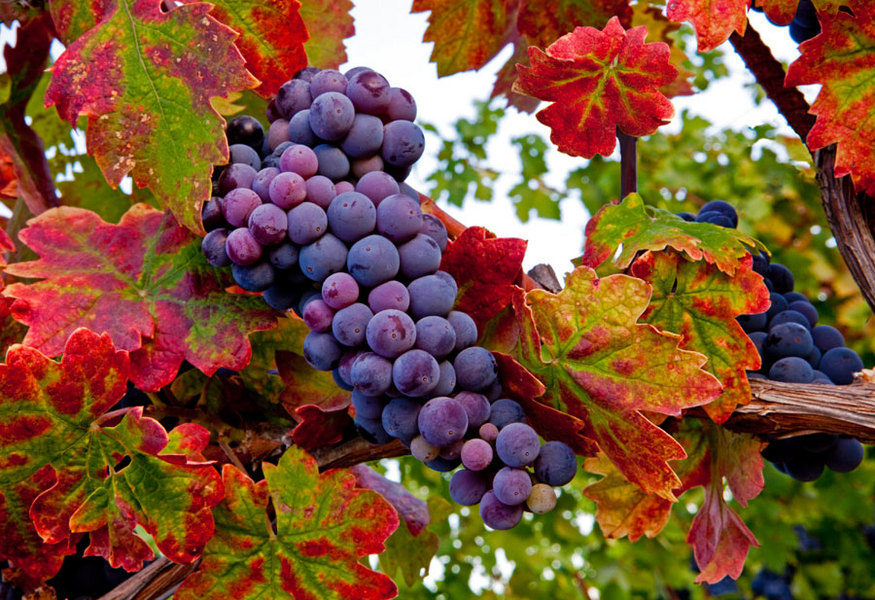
top-left (346, 70), bottom-right (391, 115)
top-left (302, 298), bottom-right (334, 332)
top-left (351, 390), bottom-right (385, 419)
top-left (226, 115), bottom-right (264, 149)
top-left (328, 192), bottom-right (377, 243)
top-left (496, 422), bottom-right (541, 467)
top-left (332, 303), bottom-right (373, 347)
top-left (418, 396), bottom-right (468, 447)
top-left (288, 109), bottom-right (320, 147)
top-left (381, 397), bottom-right (421, 441)
top-left (455, 391), bottom-right (490, 429)
top-left (376, 194), bottom-right (424, 243)
top-left (275, 79), bottom-right (312, 119)
top-left (266, 98), bottom-right (282, 123)
top-left (483, 380), bottom-right (503, 402)
top-left (267, 241), bottom-right (299, 270)
top-left (309, 69), bottom-right (348, 98)
top-left (247, 203), bottom-right (288, 245)
top-left (766, 263), bottom-right (794, 294)
top-left (826, 437), bottom-right (863, 472)
top-left (408, 273), bottom-right (457, 318)
top-left (386, 87), bottom-right (417, 121)
top-left (784, 291), bottom-right (809, 304)
top-left (434, 360), bottom-right (456, 396)
top-left (313, 143), bottom-right (351, 181)
top-left (490, 399), bottom-right (525, 429)
top-left (222, 187), bottom-right (262, 227)
top-left (461, 439), bottom-right (493, 471)
top-left (263, 279), bottom-right (302, 311)
top-left (287, 203), bottom-right (328, 245)
top-left (202, 197), bottom-right (226, 231)
top-left (340, 114), bottom-right (384, 158)
top-left (812, 325), bottom-right (844, 353)
top-left (398, 233), bottom-right (442, 279)
top-left (294, 66), bottom-right (321, 81)
top-left (419, 214), bottom-right (448, 251)
top-left (351, 154), bottom-right (385, 178)
top-left (425, 456), bottom-right (461, 472)
top-left (493, 467), bottom-right (532, 506)
top-left (225, 227), bottom-right (262, 265)
top-left (355, 171), bottom-right (400, 206)
top-left (696, 211), bottom-right (734, 228)
top-left (788, 300), bottom-right (818, 328)
top-left (232, 261), bottom-right (275, 292)
top-left (449, 469), bottom-right (490, 505)
top-left (355, 414), bottom-right (392, 445)
top-left (676, 211), bottom-right (696, 222)
top-left (202, 228), bottom-right (231, 267)
top-left (820, 347), bottom-right (863, 384)
top-left (447, 311), bottom-right (478, 350)
top-left (534, 441), bottom-right (577, 486)
top-left (299, 233), bottom-right (348, 282)
top-left (765, 322), bottom-right (813, 359)
top-left (267, 118), bottom-right (291, 151)
top-left (752, 251), bottom-right (770, 277)
top-left (229, 143), bottom-right (261, 170)
top-left (806, 345), bottom-right (821, 368)
top-left (366, 309), bottom-right (416, 358)
top-left (415, 316), bottom-right (456, 359)
top-left (333, 368), bottom-right (353, 391)
top-left (368, 280), bottom-right (410, 313)
top-left (737, 312), bottom-right (767, 333)
top-left (252, 167), bottom-right (280, 202)
top-left (344, 66), bottom-right (372, 80)
top-left (309, 92), bottom-right (355, 140)
top-left (785, 455), bottom-right (825, 481)
top-left (454, 346), bottom-right (498, 391)
top-left (303, 331), bottom-right (343, 370)
top-left (769, 309), bottom-right (811, 330)
top-left (350, 352), bottom-right (394, 396)
top-left (749, 331), bottom-right (767, 358)
top-left (769, 356), bottom-right (815, 383)
top-left (392, 349), bottom-right (440, 397)
top-left (766, 292), bottom-right (789, 322)
top-left (268, 171), bottom-right (307, 209)
top-left (279, 144), bottom-right (319, 179)
top-left (381, 120), bottom-right (425, 168)
top-left (338, 349), bottom-right (366, 386)
top-left (790, 0), bottom-right (820, 43)
top-left (698, 200), bottom-right (738, 227)
top-left (480, 490), bottom-right (523, 530)
top-left (322, 272), bottom-right (359, 309)
top-left (347, 234), bottom-right (400, 287)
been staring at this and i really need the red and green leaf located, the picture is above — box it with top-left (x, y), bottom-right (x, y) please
top-left (513, 17), bottom-right (677, 159)
top-left (514, 269), bottom-right (722, 499)
top-left (300, 0), bottom-right (355, 69)
top-left (47, 0), bottom-right (112, 44)
top-left (516, 0), bottom-right (631, 47)
top-left (581, 194), bottom-right (767, 276)
top-left (631, 251), bottom-right (770, 423)
top-left (290, 403), bottom-right (352, 450)
top-left (351, 464), bottom-right (430, 536)
top-left (411, 0), bottom-right (518, 77)
top-left (785, 1), bottom-right (875, 196)
top-left (440, 226), bottom-right (527, 333)
top-left (44, 0), bottom-right (259, 234)
top-left (3, 205), bottom-right (277, 391)
top-left (665, 0), bottom-right (748, 52)
top-left (630, 3), bottom-right (695, 98)
top-left (175, 447), bottom-right (399, 600)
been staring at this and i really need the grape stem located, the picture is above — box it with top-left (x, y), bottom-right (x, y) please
top-left (617, 129), bottom-right (637, 198)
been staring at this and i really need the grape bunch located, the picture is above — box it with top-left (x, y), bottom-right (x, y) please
top-left (680, 201), bottom-right (867, 482)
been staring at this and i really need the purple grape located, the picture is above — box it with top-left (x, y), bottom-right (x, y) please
top-left (279, 144), bottom-right (319, 179)
top-left (351, 154), bottom-right (385, 178)
top-left (769, 356), bottom-right (815, 383)
top-left (332, 302), bottom-right (374, 347)
top-left (266, 98), bottom-right (281, 122)
top-left (302, 298), bottom-right (335, 332)
top-left (410, 435), bottom-right (439, 462)
top-left (408, 272), bottom-right (457, 318)
top-left (489, 399), bottom-right (525, 429)
top-left (222, 188), bottom-right (262, 227)
top-left (534, 441), bottom-right (577, 486)
top-left (788, 300), bottom-right (818, 328)
top-left (737, 312), bottom-right (767, 333)
top-left (495, 422), bottom-right (540, 467)
top-left (764, 322), bottom-right (813, 360)
top-left (288, 109), bottom-right (320, 146)
top-left (263, 279), bottom-right (302, 311)
top-left (299, 233), bottom-right (348, 282)
top-left (322, 272), bottom-right (360, 309)
top-left (447, 311), bottom-right (478, 350)
top-left (820, 347), bottom-right (864, 384)
top-left (392, 349), bottom-right (440, 397)
top-left (493, 467), bottom-right (532, 506)
top-left (368, 280), bottom-right (410, 313)
top-left (785, 455), bottom-right (826, 481)
top-left (355, 171), bottom-right (400, 206)
top-left (347, 234), bottom-right (400, 287)
top-left (202, 197), bottom-right (226, 231)
top-left (296, 289), bottom-right (321, 317)
top-left (351, 390), bottom-right (385, 420)
top-left (287, 203), bottom-right (328, 245)
top-left (769, 309), bottom-right (811, 330)
top-left (305, 175), bottom-right (337, 209)
top-left (454, 391), bottom-right (490, 429)
top-left (767, 263), bottom-right (794, 293)
top-left (247, 203), bottom-right (288, 245)
top-left (417, 396), bottom-right (468, 447)
top-left (425, 456), bottom-right (461, 472)
top-left (381, 397), bottom-right (421, 441)
top-left (415, 316), bottom-right (456, 359)
top-left (376, 193), bottom-right (423, 243)
top-left (454, 346), bottom-right (498, 391)
top-left (826, 437), bottom-right (864, 472)
top-left (812, 325), bottom-right (844, 353)
top-left (461, 439), bottom-right (493, 472)
top-left (399, 182), bottom-right (420, 201)
top-left (267, 241), bottom-right (299, 270)
top-left (294, 66), bottom-right (321, 81)
top-left (343, 66), bottom-right (372, 80)
top-left (313, 144), bottom-right (350, 181)
top-left (232, 261), bottom-right (275, 292)
top-left (386, 87), bottom-right (416, 121)
top-left (449, 469), bottom-right (490, 506)
top-left (419, 214), bottom-right (448, 252)
top-left (328, 192), bottom-right (377, 243)
top-left (398, 233), bottom-right (442, 279)
top-left (252, 167), bottom-right (280, 202)
top-left (275, 79), bottom-right (312, 118)
top-left (267, 119), bottom-right (291, 151)
top-left (806, 345), bottom-right (821, 368)
top-left (480, 490), bottom-right (523, 530)
top-left (217, 163), bottom-right (257, 196)
top-left (381, 120), bottom-right (425, 167)
top-left (309, 69), bottom-right (348, 99)
top-left (303, 331), bottom-right (343, 371)
top-left (229, 143), bottom-right (261, 171)
top-left (309, 91), bottom-right (355, 140)
top-left (225, 227), bottom-right (262, 265)
top-left (226, 114), bottom-right (264, 149)
top-left (202, 228), bottom-right (231, 267)
top-left (766, 292), bottom-right (789, 322)
top-left (479, 422), bottom-right (499, 442)
top-left (333, 369), bottom-right (353, 391)
top-left (338, 349), bottom-right (367, 386)
top-left (355, 414), bottom-right (392, 445)
top-left (335, 181), bottom-right (355, 194)
top-left (366, 309), bottom-right (416, 358)
top-left (350, 352), bottom-right (394, 396)
top-left (483, 380), bottom-right (503, 402)
top-left (434, 360), bottom-right (456, 396)
top-left (268, 171), bottom-right (307, 209)
top-left (346, 70), bottom-right (391, 115)
top-left (337, 113), bottom-right (384, 159)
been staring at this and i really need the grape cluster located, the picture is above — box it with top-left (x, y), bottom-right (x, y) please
top-left (201, 65), bottom-right (426, 308)
top-left (751, 0), bottom-right (820, 43)
top-left (680, 201), bottom-right (866, 482)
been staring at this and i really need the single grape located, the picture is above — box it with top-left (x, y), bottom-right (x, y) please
top-left (764, 322), bottom-right (813, 359)
top-left (322, 272), bottom-right (360, 309)
top-left (305, 175), bottom-right (337, 209)
top-left (335, 181), bottom-right (355, 194)
top-left (820, 347), bottom-right (863, 384)
top-left (461, 438), bottom-right (493, 471)
top-left (303, 331), bottom-right (343, 371)
top-left (351, 391), bottom-right (386, 420)
top-left (766, 263), bottom-right (794, 294)
top-left (496, 422), bottom-right (541, 467)
top-left (392, 349), bottom-right (440, 397)
top-left (202, 197), bottom-right (226, 231)
top-left (366, 309), bottom-right (416, 358)
top-left (454, 346), bottom-right (498, 391)
top-left (381, 397), bottom-right (421, 441)
top-left (267, 241), bottom-right (299, 270)
top-left (294, 66), bottom-right (321, 81)
top-left (232, 261), bottom-right (275, 292)
top-left (376, 193), bottom-right (423, 243)
top-left (493, 467), bottom-right (533, 506)
top-left (351, 154), bottom-right (385, 178)
top-left (381, 120), bottom-right (425, 167)
top-left (489, 399), bottom-right (525, 429)
top-left (355, 171), bottom-right (401, 206)
top-left (309, 92), bottom-right (355, 140)
top-left (449, 469), bottom-right (490, 506)
top-left (788, 300), bottom-right (818, 328)
top-left (768, 356), bottom-right (815, 383)
top-left (425, 456), bottom-right (461, 472)
top-left (279, 144), bottom-right (319, 178)
top-left (202, 228), bottom-right (231, 267)
top-left (252, 167), bottom-right (280, 202)
top-left (247, 203), bottom-right (288, 246)
top-left (479, 422), bottom-right (499, 442)
top-left (440, 439), bottom-right (465, 460)
top-left (267, 118), bottom-right (291, 151)
top-left (347, 234), bottom-right (400, 287)
top-left (526, 484), bottom-right (558, 514)
top-left (350, 352), bottom-right (394, 396)
top-left (340, 113), bottom-right (384, 158)
top-left (313, 143), bottom-right (351, 181)
top-left (331, 303), bottom-right (374, 347)
top-left (408, 273), bottom-right (457, 318)
top-left (217, 163), bottom-right (257, 196)
top-left (415, 316), bottom-right (456, 359)
top-left (337, 349), bottom-right (367, 387)
top-left (825, 437), bottom-right (864, 472)
top-left (368, 280), bottom-right (410, 313)
top-left (288, 109), bottom-right (320, 146)
top-left (480, 490), bottom-right (523, 530)
top-left (309, 69), bottom-right (348, 98)
top-left (287, 203), bottom-right (328, 245)
top-left (769, 310), bottom-right (811, 330)
top-left (419, 214), bottom-right (448, 251)
top-left (355, 414), bottom-right (392, 445)
top-left (225, 227), bottom-right (262, 265)
top-left (447, 311), bottom-right (478, 350)
top-left (386, 87), bottom-right (417, 121)
top-left (534, 441), bottom-right (577, 486)
top-left (263, 279), bottom-right (302, 311)
top-left (417, 396), bottom-right (468, 447)
top-left (298, 233), bottom-right (348, 281)
top-left (328, 192), bottom-right (377, 243)
top-left (398, 233), bottom-right (442, 279)
top-left (737, 312), bottom-right (767, 333)
top-left (302, 298), bottom-right (335, 333)
top-left (784, 455), bottom-right (825, 482)
top-left (410, 435), bottom-right (440, 462)
top-left (268, 171), bottom-right (307, 209)
top-left (226, 115), bottom-right (264, 150)
top-left (275, 79), bottom-right (312, 118)
top-left (812, 325), bottom-right (844, 353)
top-left (229, 143), bottom-right (261, 171)
top-left (222, 187), bottom-right (262, 227)
top-left (698, 200), bottom-right (738, 227)
top-left (766, 292), bottom-right (789, 322)
top-left (346, 70), bottom-right (392, 114)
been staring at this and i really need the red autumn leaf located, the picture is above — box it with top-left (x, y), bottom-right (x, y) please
top-left (513, 269), bottom-right (722, 499)
top-left (3, 205), bottom-right (276, 391)
top-left (757, 0), bottom-right (799, 25)
top-left (513, 17), bottom-right (677, 159)
top-left (195, 0), bottom-right (309, 97)
top-left (581, 194), bottom-right (767, 276)
top-left (491, 36), bottom-right (541, 113)
top-left (665, 0), bottom-right (748, 52)
top-left (291, 403), bottom-right (353, 450)
top-left (44, 0), bottom-right (259, 234)
top-left (631, 252), bottom-right (770, 423)
top-left (300, 0), bottom-right (356, 69)
top-left (785, 1), bottom-right (875, 196)
top-left (46, 0), bottom-right (112, 44)
top-left (411, 0), bottom-right (518, 77)
top-left (516, 0), bottom-right (632, 47)
top-left (440, 226), bottom-right (527, 333)
top-left (630, 3), bottom-right (695, 98)
top-left (175, 448), bottom-right (399, 600)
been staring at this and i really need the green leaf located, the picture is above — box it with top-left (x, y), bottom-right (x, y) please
top-left (300, 0), bottom-right (355, 69)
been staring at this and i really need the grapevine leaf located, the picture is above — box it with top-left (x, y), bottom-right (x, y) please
top-left (784, 1), bottom-right (875, 196)
top-left (351, 464), bottom-right (430, 536)
top-left (379, 506), bottom-right (439, 587)
top-left (513, 17), bottom-right (677, 159)
top-left (665, 0), bottom-right (748, 52)
top-left (47, 0), bottom-right (111, 44)
top-left (630, 252), bottom-right (770, 423)
top-left (516, 0), bottom-right (632, 47)
top-left (491, 37), bottom-right (541, 113)
top-left (290, 403), bottom-right (352, 450)
top-left (630, 3), bottom-right (695, 98)
top-left (175, 448), bottom-right (399, 600)
top-left (581, 194), bottom-right (767, 275)
top-left (240, 315), bottom-right (310, 403)
top-left (277, 352), bottom-right (351, 414)
top-left (514, 268), bottom-right (722, 499)
top-left (757, 0), bottom-right (799, 25)
top-left (440, 226), bottom-right (526, 333)
top-left (411, 0), bottom-right (518, 77)
top-left (3, 205), bottom-right (277, 391)
top-left (44, 0), bottom-right (259, 234)
top-left (300, 0), bottom-right (355, 69)
top-left (196, 0), bottom-right (309, 97)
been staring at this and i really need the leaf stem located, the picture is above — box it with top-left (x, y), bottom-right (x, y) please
top-left (617, 129), bottom-right (637, 198)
